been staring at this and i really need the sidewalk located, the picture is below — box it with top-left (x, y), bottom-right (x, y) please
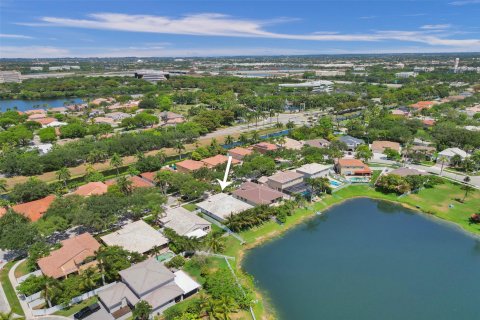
top-left (8, 259), bottom-right (34, 319)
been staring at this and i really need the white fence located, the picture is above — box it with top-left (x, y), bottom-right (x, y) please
top-left (31, 282), bottom-right (116, 316)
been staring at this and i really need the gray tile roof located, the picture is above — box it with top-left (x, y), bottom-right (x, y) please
top-left (159, 207), bottom-right (211, 236)
top-left (119, 258), bottom-right (175, 296)
top-left (98, 282), bottom-right (139, 310)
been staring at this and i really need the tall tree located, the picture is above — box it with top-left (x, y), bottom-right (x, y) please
top-left (110, 153), bottom-right (123, 176)
top-left (133, 300), bottom-right (152, 320)
top-left (56, 167), bottom-right (71, 188)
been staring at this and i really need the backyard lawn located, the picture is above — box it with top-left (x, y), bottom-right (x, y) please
top-left (13, 260), bottom-right (31, 279)
top-left (53, 296), bottom-right (98, 317)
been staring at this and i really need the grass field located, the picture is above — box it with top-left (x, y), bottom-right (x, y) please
top-left (182, 203), bottom-right (198, 212)
top-left (53, 296), bottom-right (98, 317)
top-left (0, 261), bottom-right (25, 317)
top-left (13, 260), bottom-right (31, 279)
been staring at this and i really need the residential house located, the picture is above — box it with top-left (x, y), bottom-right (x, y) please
top-left (140, 171), bottom-right (158, 184)
top-left (98, 258), bottom-right (200, 316)
top-left (196, 193), bottom-right (253, 222)
top-left (280, 137), bottom-right (304, 150)
top-left (106, 112), bottom-right (131, 122)
top-left (266, 170), bottom-right (304, 192)
top-left (252, 142), bottom-right (278, 154)
top-left (338, 135), bottom-right (365, 151)
top-left (232, 182), bottom-right (286, 206)
top-left (175, 160), bottom-right (205, 173)
top-left (37, 233), bottom-right (100, 279)
top-left (101, 220), bottom-right (169, 254)
top-left (437, 148), bottom-right (469, 165)
top-left (371, 141), bottom-right (401, 154)
top-left (94, 117), bottom-right (116, 126)
top-left (201, 154), bottom-right (240, 168)
top-left (410, 101), bottom-right (436, 110)
top-left (12, 195), bottom-right (56, 222)
top-left (465, 105), bottom-right (480, 117)
top-left (304, 138), bottom-right (330, 149)
top-left (296, 163), bottom-right (332, 179)
top-left (159, 207), bottom-right (211, 237)
top-left (34, 117), bottom-right (57, 127)
top-left (72, 182), bottom-right (108, 197)
top-left (335, 158), bottom-right (371, 177)
top-left (227, 147), bottom-right (253, 161)
top-left (387, 167), bottom-right (427, 177)
top-left (160, 111), bottom-right (185, 124)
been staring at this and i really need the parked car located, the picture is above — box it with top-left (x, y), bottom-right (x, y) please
top-left (73, 302), bottom-right (100, 319)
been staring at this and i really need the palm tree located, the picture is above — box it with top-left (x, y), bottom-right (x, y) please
top-left (156, 150), bottom-right (167, 164)
top-left (203, 231), bottom-right (226, 253)
top-left (217, 296), bottom-right (237, 320)
top-left (0, 312), bottom-right (14, 320)
top-left (110, 153), bottom-right (123, 176)
top-left (224, 135), bottom-right (234, 145)
top-left (40, 276), bottom-right (59, 308)
top-left (462, 176), bottom-right (473, 202)
top-left (438, 155), bottom-right (448, 176)
top-left (133, 300), bottom-right (152, 320)
top-left (0, 179), bottom-right (7, 193)
top-left (250, 131), bottom-right (260, 144)
top-left (56, 167), bottom-right (71, 188)
top-left (80, 267), bottom-right (101, 291)
top-left (269, 109), bottom-right (276, 125)
top-left (238, 133), bottom-right (248, 145)
top-left (154, 171), bottom-right (170, 195)
top-left (201, 297), bottom-right (222, 320)
top-left (277, 136), bottom-right (286, 148)
top-left (117, 176), bottom-right (133, 196)
top-left (175, 141), bottom-right (186, 160)
top-left (286, 120), bottom-right (295, 130)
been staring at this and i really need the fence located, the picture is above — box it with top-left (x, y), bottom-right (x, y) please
top-left (222, 129), bottom-right (290, 149)
top-left (30, 282), bottom-right (116, 316)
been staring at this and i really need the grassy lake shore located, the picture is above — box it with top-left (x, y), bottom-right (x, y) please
top-left (224, 182), bottom-right (480, 320)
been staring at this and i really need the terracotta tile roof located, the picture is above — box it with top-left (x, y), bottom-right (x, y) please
top-left (12, 195), bottom-right (56, 222)
top-left (422, 119), bottom-right (436, 126)
top-left (140, 171), bottom-right (157, 183)
top-left (371, 140), bottom-right (401, 153)
top-left (37, 233), bottom-right (101, 279)
top-left (253, 142), bottom-right (278, 151)
top-left (28, 113), bottom-right (47, 120)
top-left (34, 117), bottom-right (57, 126)
top-left (337, 158), bottom-right (369, 168)
top-left (228, 147), bottom-right (253, 157)
top-left (24, 109), bottom-right (46, 115)
top-left (233, 182), bottom-right (285, 205)
top-left (129, 175), bottom-right (154, 188)
top-left (0, 207), bottom-right (7, 218)
top-left (410, 101), bottom-right (436, 110)
top-left (176, 159), bottom-right (205, 171)
top-left (201, 155), bottom-right (240, 167)
top-left (73, 182), bottom-right (108, 197)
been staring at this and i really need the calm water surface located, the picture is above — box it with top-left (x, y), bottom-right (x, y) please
top-left (0, 98), bottom-right (84, 112)
top-left (243, 198), bottom-right (480, 320)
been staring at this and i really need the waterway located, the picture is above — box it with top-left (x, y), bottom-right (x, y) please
top-left (0, 98), bottom-right (84, 112)
top-left (243, 198), bottom-right (480, 320)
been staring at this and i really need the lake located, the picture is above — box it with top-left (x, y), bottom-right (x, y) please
top-left (0, 98), bottom-right (84, 112)
top-left (243, 198), bottom-right (480, 320)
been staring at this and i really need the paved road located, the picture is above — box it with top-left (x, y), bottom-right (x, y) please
top-left (370, 158), bottom-right (480, 188)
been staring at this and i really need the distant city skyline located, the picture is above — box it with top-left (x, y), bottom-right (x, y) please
top-left (1, 0), bottom-right (480, 58)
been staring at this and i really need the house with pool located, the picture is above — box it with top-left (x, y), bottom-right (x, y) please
top-left (335, 158), bottom-right (372, 182)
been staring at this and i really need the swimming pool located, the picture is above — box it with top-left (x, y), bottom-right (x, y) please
top-left (328, 178), bottom-right (342, 188)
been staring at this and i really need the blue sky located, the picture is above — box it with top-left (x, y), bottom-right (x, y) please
top-left (1, 0), bottom-right (480, 58)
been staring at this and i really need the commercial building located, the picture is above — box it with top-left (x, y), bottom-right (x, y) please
top-left (0, 71), bottom-right (21, 83)
top-left (101, 220), bottom-right (169, 254)
top-left (134, 70), bottom-right (169, 83)
top-left (395, 72), bottom-right (418, 78)
top-left (232, 182), bottom-right (286, 206)
top-left (196, 193), bottom-right (253, 222)
top-left (37, 233), bottom-right (100, 279)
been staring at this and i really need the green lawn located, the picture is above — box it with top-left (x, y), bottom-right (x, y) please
top-left (53, 296), bottom-right (98, 317)
top-left (0, 261), bottom-right (25, 317)
top-left (13, 260), bottom-right (31, 279)
top-left (182, 203), bottom-right (198, 212)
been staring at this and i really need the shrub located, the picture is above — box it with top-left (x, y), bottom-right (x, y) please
top-left (165, 255), bottom-right (186, 269)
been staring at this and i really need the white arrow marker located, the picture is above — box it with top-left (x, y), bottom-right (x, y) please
top-left (217, 155), bottom-right (233, 191)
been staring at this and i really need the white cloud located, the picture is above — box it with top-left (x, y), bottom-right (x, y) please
top-left (420, 24), bottom-right (452, 30)
top-left (0, 46), bottom-right (70, 58)
top-left (449, 0), bottom-right (480, 5)
top-left (0, 33), bottom-right (32, 39)
top-left (26, 12), bottom-right (479, 48)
